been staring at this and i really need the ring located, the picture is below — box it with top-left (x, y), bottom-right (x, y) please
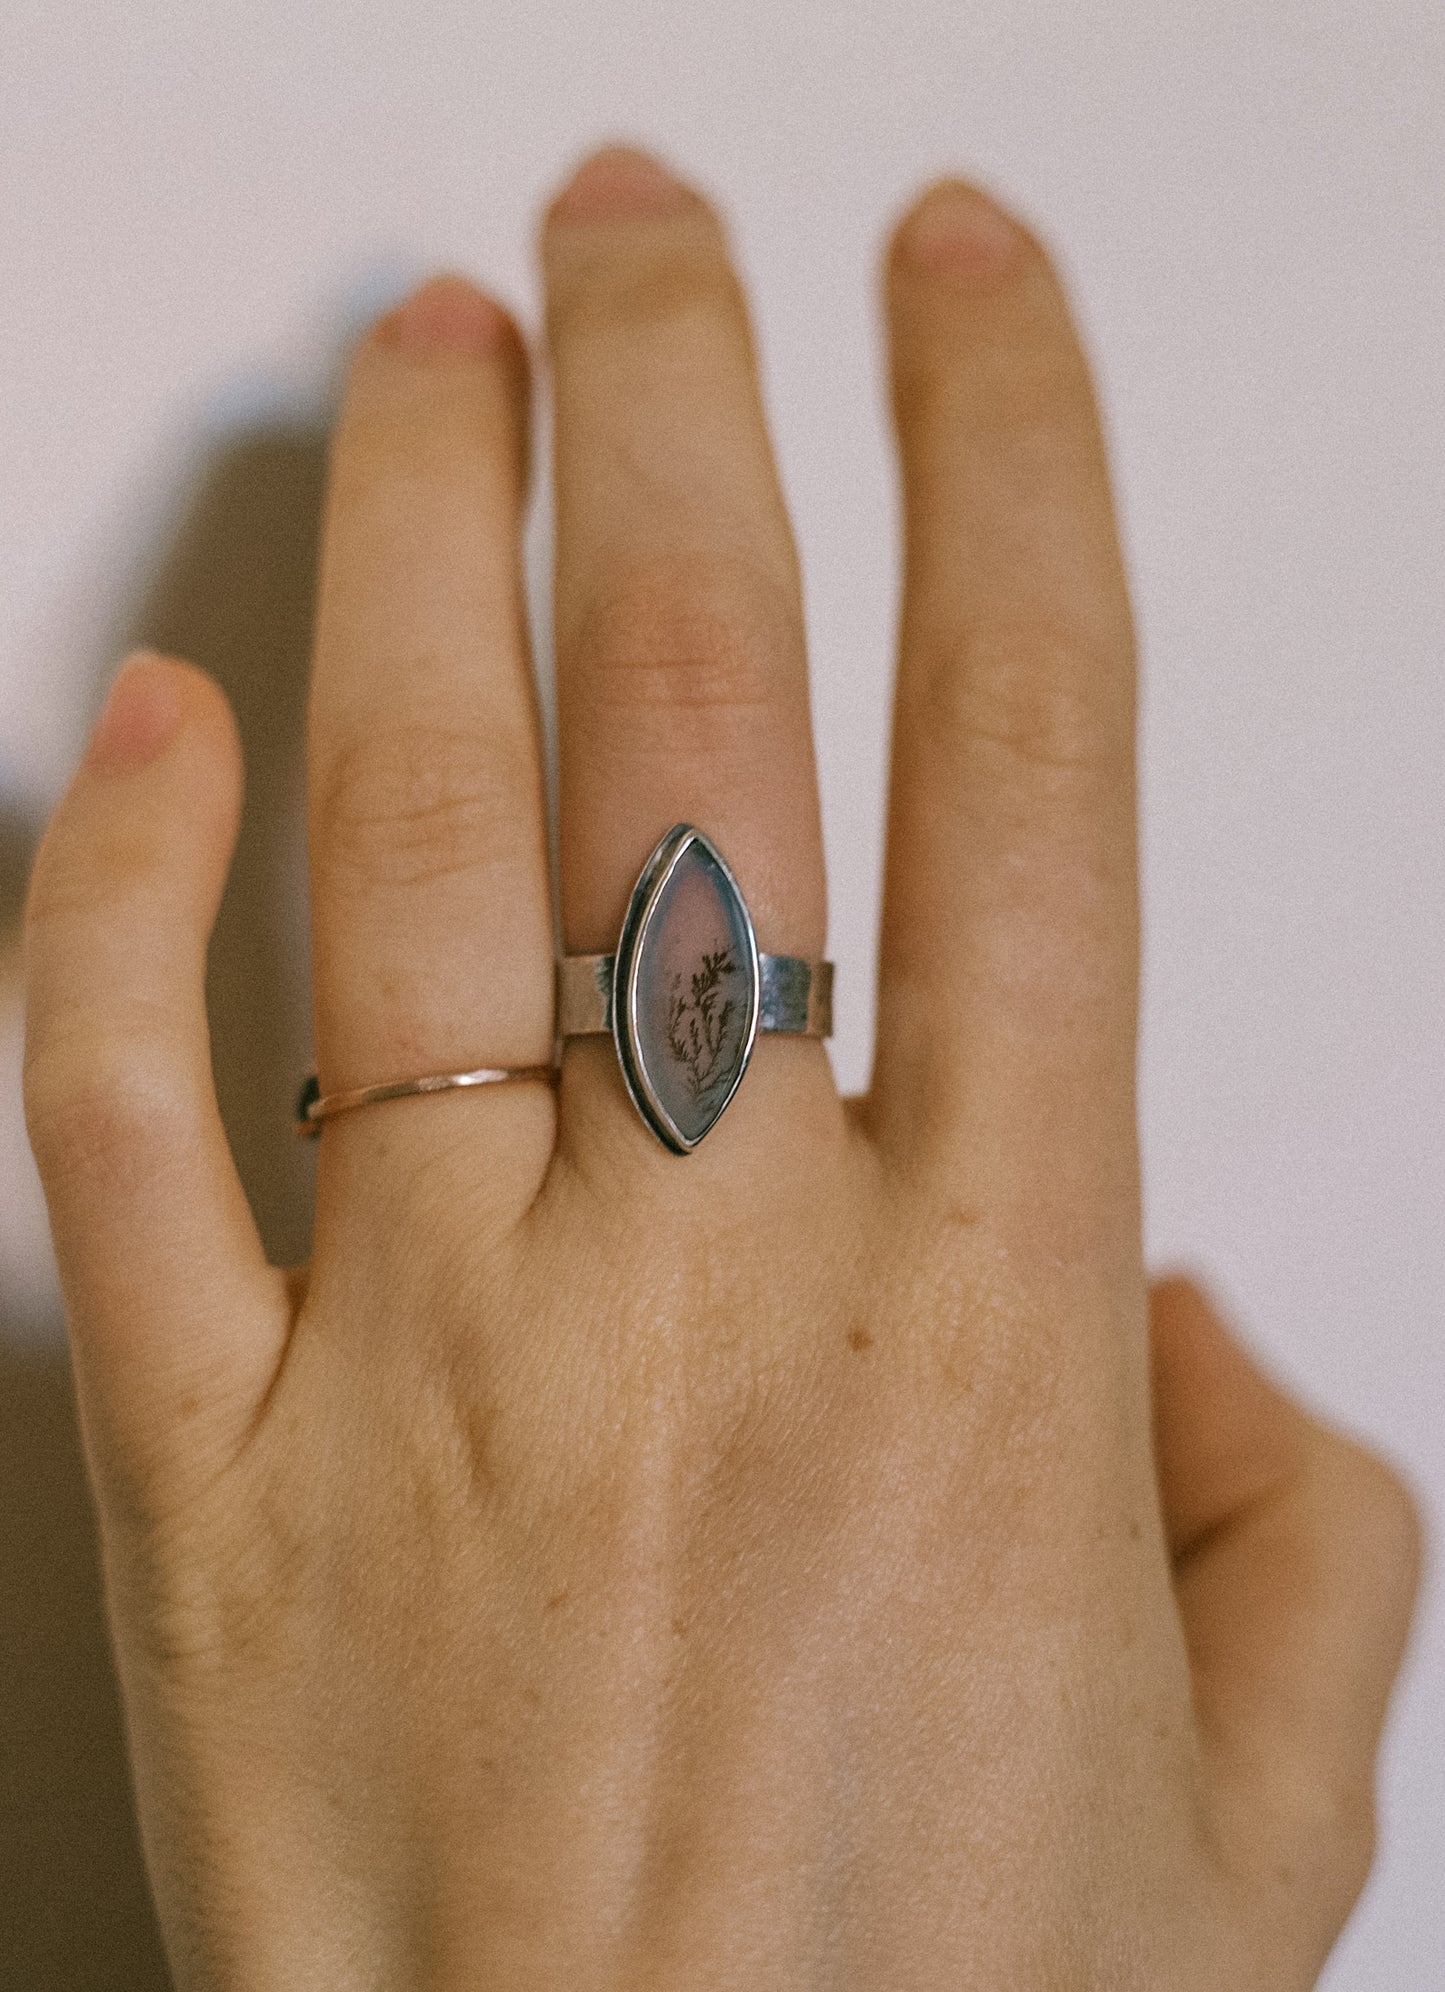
top-left (294, 825), bottom-right (832, 1155)
top-left (559, 824), bottom-right (832, 1154)
top-left (295, 1064), bottom-right (555, 1136)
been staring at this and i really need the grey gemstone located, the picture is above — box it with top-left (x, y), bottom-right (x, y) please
top-left (614, 827), bottom-right (760, 1152)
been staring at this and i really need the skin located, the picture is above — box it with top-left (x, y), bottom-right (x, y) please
top-left (22, 146), bottom-right (1421, 1990)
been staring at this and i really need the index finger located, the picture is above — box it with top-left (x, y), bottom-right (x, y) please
top-left (306, 278), bottom-right (555, 1191)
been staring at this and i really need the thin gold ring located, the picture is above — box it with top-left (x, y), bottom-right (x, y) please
top-left (295, 1065), bottom-right (555, 1138)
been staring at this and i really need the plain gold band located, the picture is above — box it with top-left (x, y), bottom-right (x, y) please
top-left (295, 1064), bottom-right (555, 1138)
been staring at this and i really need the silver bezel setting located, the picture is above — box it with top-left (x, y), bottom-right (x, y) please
top-left (611, 824), bottom-right (762, 1154)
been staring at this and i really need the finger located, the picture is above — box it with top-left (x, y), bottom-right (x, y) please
top-left (308, 277), bottom-right (553, 1170)
top-left (1149, 1277), bottom-right (1421, 1936)
top-left (872, 182), bottom-right (1138, 1226)
top-left (542, 148), bottom-right (832, 1154)
top-left (23, 655), bottom-right (288, 1503)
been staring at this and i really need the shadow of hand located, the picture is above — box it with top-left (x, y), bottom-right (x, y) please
top-left (2, 419), bottom-right (325, 1988)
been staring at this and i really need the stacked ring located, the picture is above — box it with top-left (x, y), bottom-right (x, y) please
top-left (297, 824), bottom-right (833, 1154)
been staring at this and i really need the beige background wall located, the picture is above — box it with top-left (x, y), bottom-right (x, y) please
top-left (2, 2), bottom-right (1441, 1983)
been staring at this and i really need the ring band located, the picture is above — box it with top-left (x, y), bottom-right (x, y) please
top-left (556, 950), bottom-right (832, 1039)
top-left (295, 1064), bottom-right (554, 1137)
top-left (294, 825), bottom-right (834, 1155)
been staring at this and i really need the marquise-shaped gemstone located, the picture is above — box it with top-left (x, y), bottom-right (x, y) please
top-left (614, 827), bottom-right (760, 1153)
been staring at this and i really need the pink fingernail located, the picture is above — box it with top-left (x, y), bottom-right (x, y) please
top-left (376, 274), bottom-right (512, 358)
top-left (551, 145), bottom-right (692, 223)
top-left (87, 654), bottom-right (184, 774)
top-left (899, 181), bottom-right (1023, 281)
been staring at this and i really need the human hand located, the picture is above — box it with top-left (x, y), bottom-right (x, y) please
top-left (24, 146), bottom-right (1420, 1989)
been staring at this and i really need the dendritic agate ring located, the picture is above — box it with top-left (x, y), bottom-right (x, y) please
top-left (556, 825), bottom-right (834, 1154)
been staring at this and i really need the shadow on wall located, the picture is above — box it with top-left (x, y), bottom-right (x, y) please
top-left (0, 811), bottom-right (31, 936)
top-left (2, 423), bottom-right (325, 1988)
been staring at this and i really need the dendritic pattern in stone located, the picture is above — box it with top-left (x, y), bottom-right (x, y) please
top-left (614, 827), bottom-right (760, 1152)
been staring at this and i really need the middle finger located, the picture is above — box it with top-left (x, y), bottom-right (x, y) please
top-left (542, 148), bottom-right (833, 1155)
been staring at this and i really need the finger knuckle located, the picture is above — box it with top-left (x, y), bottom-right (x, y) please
top-left (569, 552), bottom-right (802, 724)
top-left (25, 821), bottom-right (156, 932)
top-left (1225, 1757), bottom-right (1381, 1928)
top-left (913, 614), bottom-right (1131, 783)
top-left (316, 717), bottom-right (532, 893)
top-left (895, 305), bottom-right (1093, 447)
top-left (1335, 1441), bottom-right (1425, 1592)
top-left (550, 229), bottom-right (744, 346)
top-left (332, 395), bottom-right (516, 507)
top-left (1293, 1776), bottom-right (1380, 1913)
top-left (24, 1022), bottom-right (190, 1196)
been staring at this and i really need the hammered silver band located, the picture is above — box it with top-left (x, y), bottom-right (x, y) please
top-left (556, 951), bottom-right (832, 1040)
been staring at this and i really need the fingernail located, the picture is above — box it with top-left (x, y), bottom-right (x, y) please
top-left (899, 182), bottom-right (1022, 281)
top-left (551, 145), bottom-right (692, 224)
top-left (87, 654), bottom-right (184, 774)
top-left (376, 274), bottom-right (511, 358)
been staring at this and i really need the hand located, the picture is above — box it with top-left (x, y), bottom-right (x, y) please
top-left (24, 146), bottom-right (1419, 1990)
